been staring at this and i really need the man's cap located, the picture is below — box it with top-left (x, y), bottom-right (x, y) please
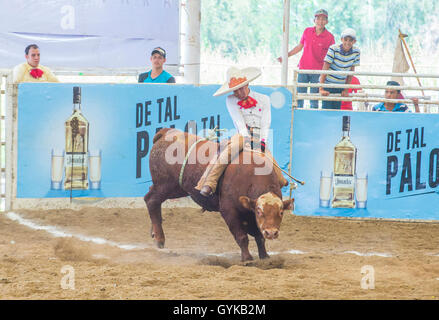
top-left (341, 28), bottom-right (356, 40)
top-left (314, 9), bottom-right (328, 18)
top-left (151, 47), bottom-right (166, 58)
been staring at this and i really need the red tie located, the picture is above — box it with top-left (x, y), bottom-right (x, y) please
top-left (30, 68), bottom-right (44, 79)
top-left (238, 96), bottom-right (258, 109)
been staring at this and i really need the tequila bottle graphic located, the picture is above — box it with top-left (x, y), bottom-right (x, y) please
top-left (332, 115), bottom-right (356, 208)
top-left (64, 87), bottom-right (89, 190)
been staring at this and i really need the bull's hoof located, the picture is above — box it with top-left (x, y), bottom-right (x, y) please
top-left (155, 240), bottom-right (165, 249)
top-left (200, 185), bottom-right (213, 197)
top-left (241, 254), bottom-right (253, 262)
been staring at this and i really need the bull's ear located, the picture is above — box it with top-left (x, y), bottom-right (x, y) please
top-left (239, 196), bottom-right (256, 211)
top-left (283, 198), bottom-right (294, 211)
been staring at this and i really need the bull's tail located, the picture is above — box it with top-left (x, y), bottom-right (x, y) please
top-left (152, 128), bottom-right (173, 144)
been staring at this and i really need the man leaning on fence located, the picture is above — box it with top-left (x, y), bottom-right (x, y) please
top-left (372, 80), bottom-right (420, 113)
top-left (319, 28), bottom-right (360, 110)
top-left (13, 44), bottom-right (59, 83)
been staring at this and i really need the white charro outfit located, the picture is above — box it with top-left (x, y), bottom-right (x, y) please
top-left (195, 67), bottom-right (287, 195)
top-left (12, 62), bottom-right (59, 83)
top-left (226, 90), bottom-right (271, 146)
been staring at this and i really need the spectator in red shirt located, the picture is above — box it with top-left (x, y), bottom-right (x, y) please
top-left (341, 76), bottom-right (361, 110)
top-left (278, 9), bottom-right (335, 109)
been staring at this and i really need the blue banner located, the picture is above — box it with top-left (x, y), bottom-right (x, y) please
top-left (16, 83), bottom-right (292, 199)
top-left (291, 109), bottom-right (439, 220)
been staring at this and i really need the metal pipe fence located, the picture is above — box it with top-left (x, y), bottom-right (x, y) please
top-left (296, 69), bottom-right (439, 78)
top-left (292, 69), bottom-right (439, 112)
top-left (0, 70), bottom-right (11, 211)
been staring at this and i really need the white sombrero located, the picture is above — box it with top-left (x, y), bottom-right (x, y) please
top-left (213, 66), bottom-right (262, 97)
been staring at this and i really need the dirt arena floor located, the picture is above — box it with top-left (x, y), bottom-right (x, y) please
top-left (1, 205), bottom-right (439, 300)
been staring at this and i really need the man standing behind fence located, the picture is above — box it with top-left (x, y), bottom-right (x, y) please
top-left (13, 44), bottom-right (59, 83)
top-left (277, 9), bottom-right (334, 109)
top-left (138, 47), bottom-right (176, 83)
top-left (319, 28), bottom-right (360, 109)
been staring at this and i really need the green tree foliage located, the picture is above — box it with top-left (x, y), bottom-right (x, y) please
top-left (201, 0), bottom-right (439, 60)
top-left (201, 0), bottom-right (284, 57)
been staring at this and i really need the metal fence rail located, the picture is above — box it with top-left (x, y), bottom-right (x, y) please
top-left (0, 70), bottom-right (10, 211)
top-left (296, 69), bottom-right (439, 78)
top-left (292, 69), bottom-right (439, 111)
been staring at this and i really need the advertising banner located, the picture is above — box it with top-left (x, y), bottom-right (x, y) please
top-left (0, 0), bottom-right (179, 68)
top-left (291, 109), bottom-right (439, 220)
top-left (16, 83), bottom-right (292, 199)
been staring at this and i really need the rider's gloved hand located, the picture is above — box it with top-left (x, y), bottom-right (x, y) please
top-left (260, 140), bottom-right (266, 153)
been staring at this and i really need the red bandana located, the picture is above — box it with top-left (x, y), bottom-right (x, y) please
top-left (238, 96), bottom-right (258, 109)
top-left (30, 68), bottom-right (44, 79)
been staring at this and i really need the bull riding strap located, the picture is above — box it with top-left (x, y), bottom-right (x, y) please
top-left (178, 128), bottom-right (223, 188)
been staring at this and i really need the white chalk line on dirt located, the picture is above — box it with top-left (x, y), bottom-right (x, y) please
top-left (6, 211), bottom-right (395, 259)
top-left (6, 212), bottom-right (146, 251)
top-left (343, 250), bottom-right (393, 258)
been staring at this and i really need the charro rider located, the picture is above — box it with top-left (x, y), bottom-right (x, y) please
top-left (195, 66), bottom-right (289, 197)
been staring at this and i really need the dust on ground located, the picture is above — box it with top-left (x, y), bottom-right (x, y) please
top-left (1, 206), bottom-right (439, 299)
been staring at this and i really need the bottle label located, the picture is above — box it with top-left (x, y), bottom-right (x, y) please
top-left (334, 175), bottom-right (354, 188)
top-left (65, 154), bottom-right (88, 167)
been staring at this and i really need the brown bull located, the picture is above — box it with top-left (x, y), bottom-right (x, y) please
top-left (144, 128), bottom-right (293, 261)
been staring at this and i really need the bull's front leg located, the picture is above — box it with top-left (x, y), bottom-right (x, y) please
top-left (254, 234), bottom-right (269, 259)
top-left (220, 209), bottom-right (253, 261)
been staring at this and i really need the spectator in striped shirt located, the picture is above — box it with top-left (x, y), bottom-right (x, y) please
top-left (319, 28), bottom-right (360, 109)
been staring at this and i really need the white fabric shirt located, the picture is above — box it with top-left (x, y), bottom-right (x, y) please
top-left (226, 90), bottom-right (271, 142)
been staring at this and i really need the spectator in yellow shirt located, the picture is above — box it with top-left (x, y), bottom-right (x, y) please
top-left (13, 44), bottom-right (59, 83)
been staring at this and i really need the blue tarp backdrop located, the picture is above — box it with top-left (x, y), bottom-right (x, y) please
top-left (0, 0), bottom-right (179, 68)
top-left (16, 83), bottom-right (292, 199)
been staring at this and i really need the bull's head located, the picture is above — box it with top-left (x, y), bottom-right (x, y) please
top-left (239, 192), bottom-right (294, 240)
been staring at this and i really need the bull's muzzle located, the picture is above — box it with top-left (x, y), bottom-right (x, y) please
top-left (263, 228), bottom-right (279, 240)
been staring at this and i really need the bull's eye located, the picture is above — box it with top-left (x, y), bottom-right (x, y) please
top-left (256, 208), bottom-right (263, 216)
top-left (280, 210), bottom-right (284, 216)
